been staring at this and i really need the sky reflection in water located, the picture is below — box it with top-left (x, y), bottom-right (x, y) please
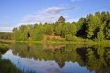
top-left (2, 49), bottom-right (95, 73)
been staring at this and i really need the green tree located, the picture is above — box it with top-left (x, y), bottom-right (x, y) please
top-left (97, 25), bottom-right (104, 41)
top-left (58, 16), bottom-right (65, 24)
top-left (87, 15), bottom-right (102, 39)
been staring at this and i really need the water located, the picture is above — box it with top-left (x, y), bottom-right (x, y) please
top-left (1, 43), bottom-right (110, 73)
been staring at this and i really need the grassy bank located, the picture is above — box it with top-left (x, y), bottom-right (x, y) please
top-left (0, 43), bottom-right (9, 54)
top-left (47, 40), bottom-right (110, 46)
top-left (1, 39), bottom-right (110, 46)
top-left (0, 39), bottom-right (14, 43)
top-left (0, 59), bottom-right (22, 73)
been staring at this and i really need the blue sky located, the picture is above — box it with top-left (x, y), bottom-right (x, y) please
top-left (0, 0), bottom-right (110, 32)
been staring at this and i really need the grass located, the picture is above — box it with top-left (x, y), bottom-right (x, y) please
top-left (94, 40), bottom-right (110, 47)
top-left (0, 43), bottom-right (9, 54)
top-left (0, 39), bottom-right (110, 46)
top-left (0, 39), bottom-right (14, 43)
top-left (0, 59), bottom-right (22, 73)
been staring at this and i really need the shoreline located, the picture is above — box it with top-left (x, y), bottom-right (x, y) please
top-left (0, 39), bottom-right (110, 46)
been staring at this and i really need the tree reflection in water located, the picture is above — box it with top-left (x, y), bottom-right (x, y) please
top-left (2, 43), bottom-right (110, 73)
top-left (0, 45), bottom-right (22, 73)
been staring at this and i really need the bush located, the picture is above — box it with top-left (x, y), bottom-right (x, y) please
top-left (65, 34), bottom-right (78, 41)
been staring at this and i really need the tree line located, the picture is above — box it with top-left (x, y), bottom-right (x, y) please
top-left (0, 32), bottom-right (12, 40)
top-left (12, 11), bottom-right (110, 41)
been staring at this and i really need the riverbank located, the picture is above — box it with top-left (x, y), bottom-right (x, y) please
top-left (0, 43), bottom-right (9, 54)
top-left (0, 59), bottom-right (22, 73)
top-left (1, 39), bottom-right (110, 46)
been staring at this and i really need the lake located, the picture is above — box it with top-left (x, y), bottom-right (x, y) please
top-left (1, 43), bottom-right (110, 73)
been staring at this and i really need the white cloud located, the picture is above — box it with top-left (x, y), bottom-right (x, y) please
top-left (42, 7), bottom-right (66, 15)
top-left (17, 6), bottom-right (74, 27)
top-left (0, 27), bottom-right (13, 32)
top-left (20, 14), bottom-right (60, 24)
top-left (42, 6), bottom-right (74, 15)
top-left (67, 18), bottom-right (79, 22)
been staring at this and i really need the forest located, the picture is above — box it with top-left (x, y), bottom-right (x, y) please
top-left (1, 11), bottom-right (110, 43)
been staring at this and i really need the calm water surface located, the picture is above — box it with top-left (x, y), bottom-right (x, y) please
top-left (1, 43), bottom-right (110, 73)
